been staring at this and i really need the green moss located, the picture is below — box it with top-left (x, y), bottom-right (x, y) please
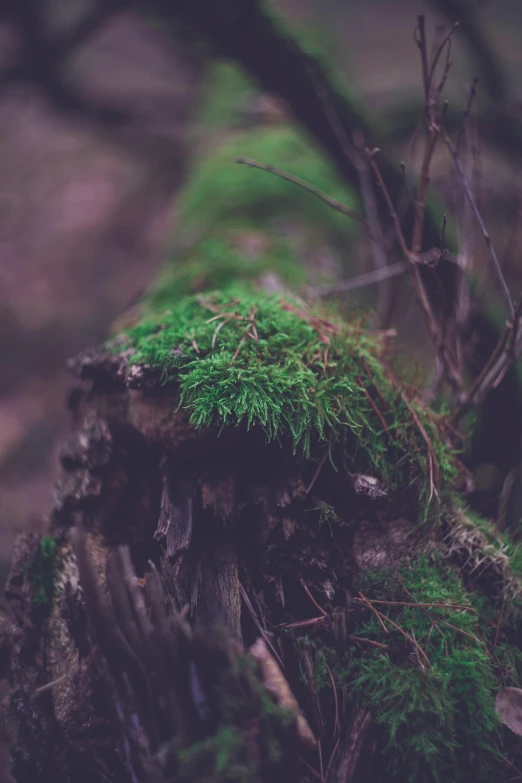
top-left (297, 556), bottom-right (503, 782)
top-left (27, 535), bottom-right (58, 607)
top-left (196, 61), bottom-right (256, 132)
top-left (443, 502), bottom-right (522, 627)
top-left (173, 655), bottom-right (294, 783)
top-left (121, 284), bottom-right (456, 507)
top-left (177, 125), bottom-right (358, 244)
top-left (146, 228), bottom-right (306, 307)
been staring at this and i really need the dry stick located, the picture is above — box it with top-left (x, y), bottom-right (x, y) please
top-left (362, 358), bottom-right (391, 414)
top-left (279, 616), bottom-right (328, 630)
top-left (400, 161), bottom-right (417, 210)
top-left (322, 657), bottom-right (340, 738)
top-left (352, 128), bottom-right (392, 326)
top-left (306, 448), bottom-right (329, 495)
top-left (362, 600), bottom-right (432, 671)
top-left (364, 598), bottom-right (476, 613)
top-left (442, 128), bottom-right (514, 319)
top-left (412, 27), bottom-right (454, 255)
top-left (493, 598), bottom-right (505, 648)
top-left (348, 635), bottom-right (389, 650)
top-left (414, 16), bottom-right (430, 103)
top-left (301, 579), bottom-right (328, 618)
top-left (235, 157), bottom-right (377, 243)
top-left (356, 376), bottom-right (391, 437)
top-left (357, 592), bottom-right (389, 636)
top-left (308, 60), bottom-right (389, 317)
top-left (456, 76), bottom-right (479, 154)
top-left (453, 320), bottom-right (512, 420)
top-left (492, 296), bottom-right (522, 389)
top-left (436, 618), bottom-right (480, 645)
top-left (364, 147), bottom-right (459, 394)
top-left (239, 583), bottom-right (284, 669)
top-left (426, 22), bottom-right (460, 96)
top-left (307, 260), bottom-right (408, 298)
top-left (400, 390), bottom-right (439, 501)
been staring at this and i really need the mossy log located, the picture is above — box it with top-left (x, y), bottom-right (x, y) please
top-left (2, 6), bottom-right (522, 778)
top-left (3, 278), bottom-right (522, 782)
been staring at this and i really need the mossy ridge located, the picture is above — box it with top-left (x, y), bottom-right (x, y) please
top-left (443, 502), bottom-right (522, 629)
top-left (297, 556), bottom-right (503, 783)
top-left (177, 124), bottom-right (359, 242)
top-left (122, 284), bottom-right (456, 505)
top-left (146, 227), bottom-right (306, 308)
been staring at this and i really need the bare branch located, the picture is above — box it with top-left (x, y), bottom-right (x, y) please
top-left (307, 261), bottom-right (408, 299)
top-left (235, 157), bottom-right (378, 242)
top-left (442, 128), bottom-right (514, 319)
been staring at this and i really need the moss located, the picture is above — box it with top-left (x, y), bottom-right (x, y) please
top-left (146, 228), bottom-right (306, 307)
top-left (121, 284), bottom-right (456, 508)
top-left (172, 655), bottom-right (294, 783)
top-left (176, 125), bottom-right (359, 246)
top-left (297, 556), bottom-right (503, 783)
top-left (443, 502), bottom-right (522, 627)
top-left (195, 61), bottom-right (256, 132)
top-left (27, 535), bottom-right (58, 607)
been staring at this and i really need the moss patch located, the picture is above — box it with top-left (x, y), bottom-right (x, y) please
top-left (178, 125), bottom-right (358, 243)
top-left (121, 285), bottom-right (456, 507)
top-left (27, 535), bottom-right (58, 607)
top-left (297, 556), bottom-right (503, 783)
top-left (146, 227), bottom-right (306, 307)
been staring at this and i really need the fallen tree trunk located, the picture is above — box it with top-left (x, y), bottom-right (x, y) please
top-left (2, 276), bottom-right (522, 782)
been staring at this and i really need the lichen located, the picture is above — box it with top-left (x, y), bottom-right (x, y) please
top-left (120, 284), bottom-right (456, 509)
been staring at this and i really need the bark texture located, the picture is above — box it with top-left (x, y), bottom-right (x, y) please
top-left (0, 343), bottom-right (429, 783)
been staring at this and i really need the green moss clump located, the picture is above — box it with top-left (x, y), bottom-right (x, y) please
top-left (27, 535), bottom-right (58, 607)
top-left (298, 556), bottom-right (503, 783)
top-left (122, 284), bottom-right (456, 506)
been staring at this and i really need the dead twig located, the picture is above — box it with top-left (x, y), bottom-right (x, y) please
top-left (306, 449), bottom-right (329, 496)
top-left (348, 635), bottom-right (389, 650)
top-left (278, 616), bottom-right (329, 630)
top-left (306, 260), bottom-right (409, 298)
top-left (442, 127), bottom-right (514, 319)
top-left (235, 157), bottom-right (376, 242)
top-left (357, 592), bottom-right (389, 636)
top-left (356, 376), bottom-right (391, 438)
top-left (400, 391), bottom-right (440, 501)
top-left (301, 579), bottom-right (328, 618)
top-left (363, 598), bottom-right (476, 613)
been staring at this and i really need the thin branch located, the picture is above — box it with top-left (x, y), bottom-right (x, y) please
top-left (348, 635), bottom-right (389, 649)
top-left (442, 128), bottom-right (514, 318)
top-left (362, 599), bottom-right (476, 613)
top-left (456, 76), bottom-right (479, 153)
top-left (305, 449), bottom-right (329, 495)
top-left (235, 157), bottom-right (377, 242)
top-left (426, 22), bottom-right (460, 96)
top-left (306, 261), bottom-right (408, 298)
top-left (300, 580), bottom-right (328, 618)
top-left (360, 598), bottom-right (432, 670)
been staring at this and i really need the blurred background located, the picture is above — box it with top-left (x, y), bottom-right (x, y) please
top-left (1, 0), bottom-right (522, 594)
